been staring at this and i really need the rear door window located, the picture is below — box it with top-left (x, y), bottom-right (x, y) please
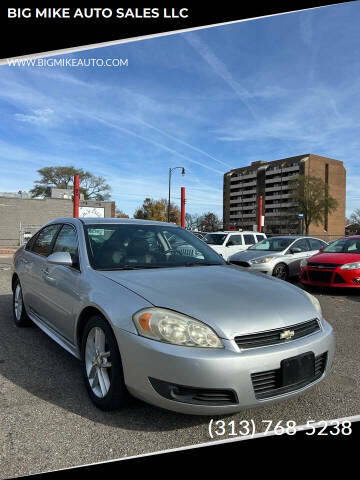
top-left (243, 234), bottom-right (256, 245)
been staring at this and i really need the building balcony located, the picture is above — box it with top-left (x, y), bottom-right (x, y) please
top-left (265, 176), bottom-right (283, 184)
top-left (230, 173), bottom-right (257, 181)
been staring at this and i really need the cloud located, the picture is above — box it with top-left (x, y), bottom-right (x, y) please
top-left (14, 108), bottom-right (57, 126)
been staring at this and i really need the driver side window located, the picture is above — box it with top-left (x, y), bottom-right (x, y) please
top-left (227, 235), bottom-right (243, 246)
top-left (291, 239), bottom-right (310, 252)
top-left (53, 224), bottom-right (79, 268)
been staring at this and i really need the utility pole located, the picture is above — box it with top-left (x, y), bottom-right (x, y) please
top-left (73, 174), bottom-right (79, 218)
top-left (168, 167), bottom-right (185, 222)
top-left (181, 187), bottom-right (186, 228)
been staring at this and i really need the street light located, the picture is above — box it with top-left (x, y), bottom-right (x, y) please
top-left (168, 166), bottom-right (185, 222)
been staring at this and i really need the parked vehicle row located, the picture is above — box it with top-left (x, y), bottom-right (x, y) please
top-left (229, 236), bottom-right (328, 280)
top-left (11, 218), bottom-right (334, 415)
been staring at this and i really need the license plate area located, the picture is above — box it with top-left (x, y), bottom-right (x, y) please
top-left (281, 352), bottom-right (315, 387)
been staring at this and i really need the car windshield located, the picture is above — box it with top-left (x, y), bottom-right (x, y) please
top-left (248, 237), bottom-right (294, 251)
top-left (322, 237), bottom-right (360, 254)
top-left (84, 224), bottom-right (226, 270)
top-left (203, 233), bottom-right (227, 245)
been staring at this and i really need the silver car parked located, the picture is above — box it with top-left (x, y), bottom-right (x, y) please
top-left (229, 236), bottom-right (328, 281)
top-left (12, 219), bottom-right (334, 415)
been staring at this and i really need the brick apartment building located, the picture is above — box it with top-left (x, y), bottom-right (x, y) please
top-left (223, 154), bottom-right (346, 239)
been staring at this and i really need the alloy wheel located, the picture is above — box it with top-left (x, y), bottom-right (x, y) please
top-left (85, 326), bottom-right (112, 398)
top-left (14, 284), bottom-right (23, 321)
top-left (273, 264), bottom-right (288, 280)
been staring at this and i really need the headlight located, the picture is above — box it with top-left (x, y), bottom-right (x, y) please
top-left (300, 259), bottom-right (308, 267)
top-left (132, 308), bottom-right (224, 348)
top-left (304, 291), bottom-right (322, 318)
top-left (250, 257), bottom-right (273, 264)
top-left (340, 262), bottom-right (360, 270)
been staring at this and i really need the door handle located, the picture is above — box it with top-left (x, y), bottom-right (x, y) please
top-left (42, 268), bottom-right (56, 284)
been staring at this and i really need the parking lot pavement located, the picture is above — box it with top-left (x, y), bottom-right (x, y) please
top-left (0, 258), bottom-right (359, 478)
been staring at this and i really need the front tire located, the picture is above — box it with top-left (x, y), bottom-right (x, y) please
top-left (272, 263), bottom-right (289, 281)
top-left (81, 315), bottom-right (130, 411)
top-left (12, 279), bottom-right (32, 327)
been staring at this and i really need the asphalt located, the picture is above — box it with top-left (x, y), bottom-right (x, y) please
top-left (0, 254), bottom-right (359, 478)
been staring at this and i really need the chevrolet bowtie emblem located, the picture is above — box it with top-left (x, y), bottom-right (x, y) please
top-left (280, 329), bottom-right (295, 340)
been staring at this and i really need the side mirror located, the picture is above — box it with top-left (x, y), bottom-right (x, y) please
top-left (47, 251), bottom-right (73, 267)
top-left (290, 247), bottom-right (302, 254)
top-left (319, 246), bottom-right (324, 251)
top-left (226, 241), bottom-right (235, 247)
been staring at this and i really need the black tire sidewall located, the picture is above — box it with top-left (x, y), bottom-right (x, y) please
top-left (273, 263), bottom-right (288, 280)
top-left (81, 315), bottom-right (129, 411)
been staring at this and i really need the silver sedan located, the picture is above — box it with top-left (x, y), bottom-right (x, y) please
top-left (11, 219), bottom-right (334, 415)
top-left (229, 236), bottom-right (328, 281)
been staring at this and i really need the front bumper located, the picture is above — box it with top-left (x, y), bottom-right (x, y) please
top-left (301, 266), bottom-right (360, 288)
top-left (114, 320), bottom-right (334, 415)
top-left (230, 260), bottom-right (274, 275)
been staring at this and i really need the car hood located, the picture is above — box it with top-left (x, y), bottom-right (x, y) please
top-left (229, 250), bottom-right (281, 262)
top-left (308, 252), bottom-right (360, 264)
top-left (99, 265), bottom-right (317, 340)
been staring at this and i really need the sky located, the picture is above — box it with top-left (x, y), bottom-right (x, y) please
top-left (0, 2), bottom-right (360, 218)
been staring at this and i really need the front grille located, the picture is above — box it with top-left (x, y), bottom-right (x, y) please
top-left (251, 352), bottom-right (327, 399)
top-left (307, 262), bottom-right (341, 269)
top-left (234, 318), bottom-right (320, 349)
top-left (230, 261), bottom-right (250, 267)
top-left (308, 270), bottom-right (333, 283)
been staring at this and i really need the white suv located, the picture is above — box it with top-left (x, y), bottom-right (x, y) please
top-left (203, 231), bottom-right (267, 260)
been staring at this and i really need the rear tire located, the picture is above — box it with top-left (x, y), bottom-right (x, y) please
top-left (272, 263), bottom-right (289, 281)
top-left (12, 279), bottom-right (32, 327)
top-left (81, 315), bottom-right (130, 411)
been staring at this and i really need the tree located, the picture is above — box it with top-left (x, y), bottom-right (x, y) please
top-left (348, 209), bottom-right (360, 234)
top-left (198, 212), bottom-right (221, 232)
top-left (134, 198), bottom-right (180, 224)
top-left (350, 208), bottom-right (360, 224)
top-left (30, 166), bottom-right (111, 200)
top-left (115, 209), bottom-right (129, 218)
top-left (288, 174), bottom-right (338, 235)
top-left (185, 212), bottom-right (201, 230)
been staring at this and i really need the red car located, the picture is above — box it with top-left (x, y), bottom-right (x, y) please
top-left (300, 235), bottom-right (360, 288)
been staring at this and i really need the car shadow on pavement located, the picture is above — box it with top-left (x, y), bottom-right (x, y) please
top-left (0, 293), bottom-right (228, 432)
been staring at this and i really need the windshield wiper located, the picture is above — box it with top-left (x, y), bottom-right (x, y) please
top-left (98, 265), bottom-right (165, 271)
top-left (184, 262), bottom-right (223, 267)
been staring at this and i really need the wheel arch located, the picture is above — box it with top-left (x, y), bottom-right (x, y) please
top-left (11, 273), bottom-right (19, 291)
top-left (272, 261), bottom-right (289, 275)
top-left (76, 306), bottom-right (115, 350)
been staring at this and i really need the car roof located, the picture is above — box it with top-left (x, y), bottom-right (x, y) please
top-left (206, 231), bottom-right (265, 234)
top-left (266, 235), bottom-right (324, 240)
top-left (45, 217), bottom-right (179, 227)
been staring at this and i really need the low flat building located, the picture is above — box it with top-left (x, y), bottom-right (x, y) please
top-left (0, 190), bottom-right (115, 246)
